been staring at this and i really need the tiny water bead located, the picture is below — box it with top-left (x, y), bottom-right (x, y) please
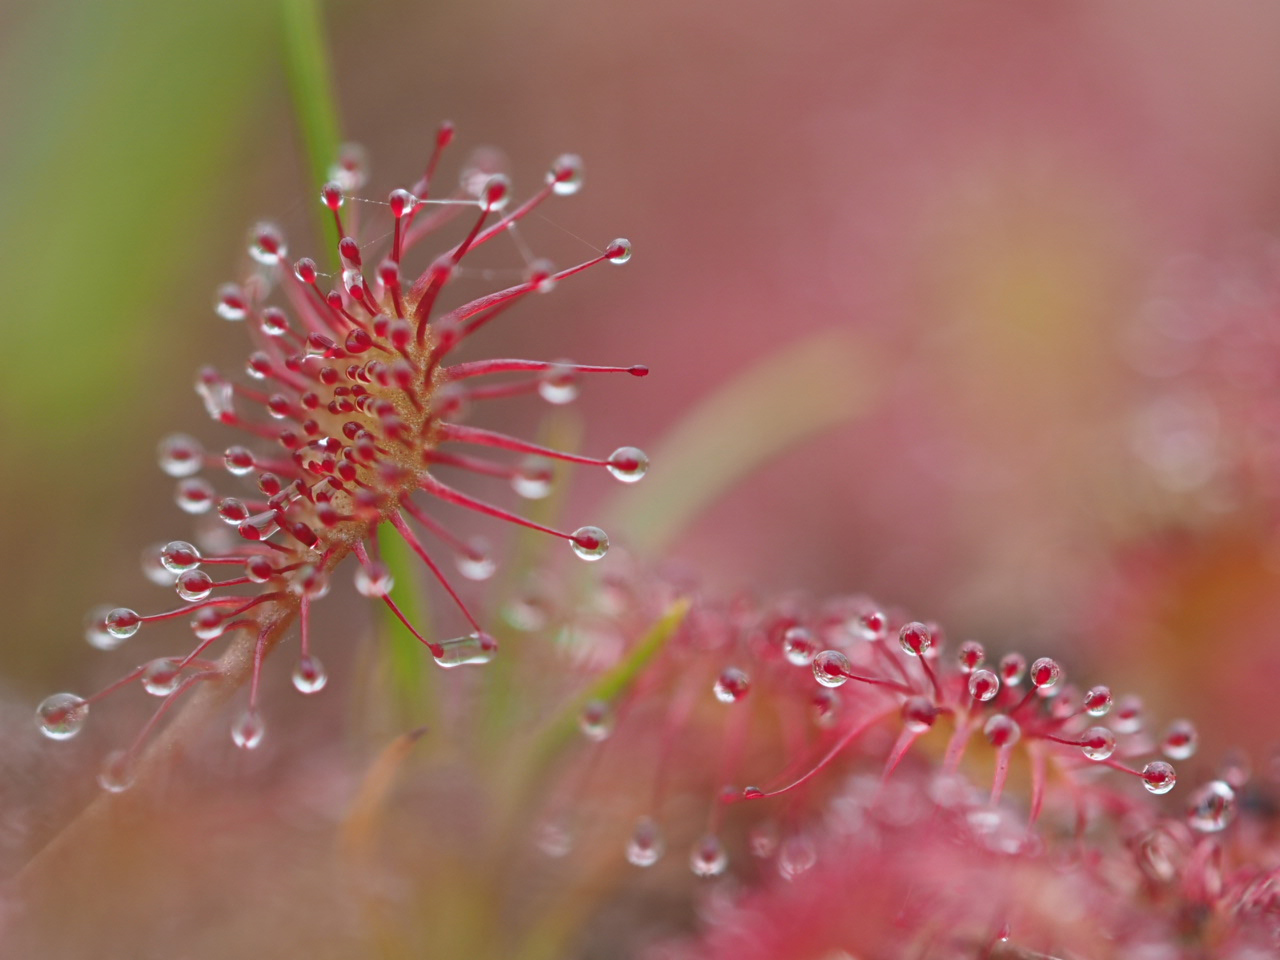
top-left (141, 658), bottom-right (184, 697)
top-left (1113, 696), bottom-right (1144, 734)
top-left (958, 641), bottom-right (985, 673)
top-left (223, 445), bottom-right (255, 476)
top-left (1029, 657), bottom-right (1061, 691)
top-left (84, 605), bottom-right (123, 651)
top-left (713, 667), bottom-right (751, 703)
top-left (606, 238), bottom-right (633, 265)
top-left (606, 446), bottom-right (649, 483)
top-left (813, 649), bottom-right (852, 688)
top-left (97, 750), bottom-right (135, 794)
top-left (902, 696), bottom-right (938, 732)
top-left (512, 456), bottom-right (554, 499)
top-left (157, 433), bottom-right (204, 478)
top-left (354, 561), bottom-right (395, 598)
top-left (215, 282), bottom-right (248, 321)
top-left (1083, 685), bottom-right (1113, 717)
top-left (1141, 761), bottom-right (1178, 795)
top-left (898, 621), bottom-right (932, 657)
top-left (105, 607), bottom-right (142, 640)
top-left (777, 835), bottom-right (818, 881)
top-left (433, 632), bottom-right (498, 668)
top-left (1162, 719), bottom-right (1198, 761)
top-left (456, 539), bottom-right (496, 581)
top-left (159, 540), bottom-right (201, 574)
top-left (570, 526), bottom-right (609, 561)
top-left (999, 653), bottom-right (1026, 686)
top-left (248, 222), bottom-right (287, 266)
top-left (36, 693), bottom-right (89, 740)
top-left (578, 699), bottom-right (614, 741)
top-left (984, 714), bottom-right (1021, 748)
top-left (690, 835), bottom-right (728, 878)
top-left (968, 668), bottom-right (1000, 702)
top-left (538, 364), bottom-right (580, 405)
top-left (626, 817), bottom-right (664, 867)
top-left (549, 153), bottom-right (585, 195)
top-left (231, 709), bottom-right (265, 750)
top-left (292, 656), bottom-right (328, 695)
top-left (854, 609), bottom-right (888, 642)
top-left (176, 477), bottom-right (216, 514)
top-left (176, 569), bottom-right (214, 602)
top-left (1186, 780), bottom-right (1237, 833)
top-left (1079, 726), bottom-right (1117, 762)
top-left (783, 626), bottom-right (819, 666)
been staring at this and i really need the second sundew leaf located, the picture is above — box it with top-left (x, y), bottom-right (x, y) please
top-left (604, 329), bottom-right (884, 557)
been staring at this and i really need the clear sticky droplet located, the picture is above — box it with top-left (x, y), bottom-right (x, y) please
top-left (606, 446), bottom-right (649, 483)
top-left (984, 714), bottom-right (1021, 748)
top-left (1084, 685), bottom-right (1112, 717)
top-left (141, 544), bottom-right (177, 586)
top-left (778, 835), bottom-right (817, 881)
top-left (512, 456), bottom-right (554, 499)
top-left (1030, 657), bottom-right (1061, 690)
top-left (606, 238), bottom-right (632, 265)
top-left (248, 222), bottom-right (287, 265)
top-left (160, 541), bottom-right (201, 574)
top-left (958, 640), bottom-right (985, 673)
top-left (215, 283), bottom-right (248, 321)
top-left (548, 153), bottom-right (584, 196)
top-left (456, 537), bottom-right (496, 581)
top-left (902, 696), bottom-right (938, 732)
top-left (1187, 780), bottom-right (1236, 832)
top-left (968, 668), bottom-right (1000, 702)
top-left (191, 607), bottom-right (226, 641)
top-left (999, 653), bottom-right (1026, 686)
top-left (713, 667), bottom-right (751, 703)
top-left (36, 693), bottom-right (88, 740)
top-left (898, 621), bottom-right (931, 657)
top-left (354, 561), bottom-right (394, 598)
top-left (570, 526), bottom-right (609, 561)
top-left (1142, 761), bottom-right (1177, 795)
top-left (176, 569), bottom-right (214, 602)
top-left (810, 688), bottom-right (841, 727)
top-left (578, 699), bottom-right (613, 741)
top-left (97, 749), bottom-right (135, 793)
top-left (217, 497), bottom-right (249, 525)
top-left (433, 632), bottom-right (498, 668)
top-left (224, 445), bottom-right (255, 476)
top-left (1162, 719), bottom-right (1198, 761)
top-left (84, 605), bottom-right (121, 651)
top-left (782, 626), bottom-right (818, 666)
top-left (158, 434), bottom-right (204, 478)
top-left (538, 363), bottom-right (580, 405)
top-left (231, 709), bottom-right (265, 750)
top-left (329, 142), bottom-right (369, 191)
top-left (813, 649), bottom-right (852, 688)
top-left (481, 174), bottom-right (511, 212)
top-left (1113, 695), bottom-right (1144, 734)
top-left (525, 258), bottom-right (556, 293)
top-left (141, 658), bottom-right (183, 697)
top-left (106, 608), bottom-right (142, 639)
top-left (292, 655), bottom-right (328, 695)
top-left (627, 816), bottom-right (664, 867)
top-left (176, 478), bottom-right (216, 514)
top-left (1079, 726), bottom-right (1116, 761)
top-left (689, 835), bottom-right (728, 877)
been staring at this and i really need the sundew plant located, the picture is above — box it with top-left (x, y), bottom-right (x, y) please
top-left (8, 3), bottom-right (1280, 959)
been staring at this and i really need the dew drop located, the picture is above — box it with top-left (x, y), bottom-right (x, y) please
top-left (141, 544), bottom-right (177, 586)
top-left (354, 561), bottom-right (394, 598)
top-left (248, 222), bottom-right (287, 265)
top-left (1162, 719), bottom-right (1198, 761)
top-left (388, 188), bottom-right (418, 218)
top-left (1187, 780), bottom-right (1236, 832)
top-left (627, 816), bottom-right (664, 867)
top-left (983, 714), bottom-right (1021, 748)
top-left (1113, 695), bottom-right (1144, 734)
top-left (570, 526), bottom-right (609, 561)
top-left (215, 282), bottom-right (248, 321)
top-left (777, 835), bottom-right (817, 881)
top-left (176, 569), bottom-right (214, 602)
top-left (958, 640), bottom-right (985, 673)
top-left (260, 307), bottom-right (289, 337)
top-left (84, 605), bottom-right (121, 651)
top-left (812, 649), bottom-right (852, 688)
top-left (1142, 761), bottom-right (1177, 795)
top-left (224, 445), bottom-right (255, 476)
top-left (175, 477), bottom-right (216, 514)
top-left (97, 749), bottom-right (135, 793)
top-left (191, 607), bottom-right (226, 641)
top-left (606, 238), bottom-right (632, 265)
top-left (231, 709), bottom-right (265, 750)
top-left (748, 821), bottom-right (779, 858)
top-left (141, 658), bottom-right (183, 697)
top-left (1084, 685), bottom-right (1112, 717)
top-left (689, 835), bottom-right (728, 877)
top-left (512, 456), bottom-right (554, 499)
top-left (456, 538), bottom-right (496, 581)
top-left (217, 497), bottom-right (249, 525)
top-left (36, 693), bottom-right (88, 740)
top-left (578, 699), bottom-right (613, 741)
top-left (606, 446), bottom-right (649, 483)
top-left (525, 258), bottom-right (556, 293)
top-left (999, 652), bottom-right (1026, 686)
top-left (292, 655), bottom-right (328, 695)
top-left (810, 688), bottom-right (841, 727)
top-left (106, 608), bottom-right (141, 639)
top-left (1079, 726), bottom-right (1117, 761)
top-left (713, 667), bottom-right (751, 703)
top-left (742, 786), bottom-right (765, 800)
top-left (854, 609), bottom-right (887, 642)
top-left (1029, 657), bottom-right (1061, 690)
top-left (538, 363), bottom-right (579, 405)
top-left (782, 626), bottom-right (818, 666)
top-left (481, 174), bottom-right (511, 212)
top-left (245, 555), bottom-right (275, 584)
top-left (898, 621), bottom-right (931, 657)
top-left (902, 695), bottom-right (938, 732)
top-left (329, 142), bottom-right (369, 191)
top-left (158, 434), bottom-right (204, 477)
top-left (160, 540), bottom-right (201, 574)
top-left (433, 632), bottom-right (498, 668)
top-left (549, 153), bottom-right (584, 195)
top-left (968, 668), bottom-right (1000, 702)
